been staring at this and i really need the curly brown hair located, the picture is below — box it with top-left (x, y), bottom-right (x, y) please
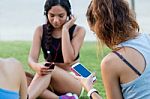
top-left (86, 0), bottom-right (139, 49)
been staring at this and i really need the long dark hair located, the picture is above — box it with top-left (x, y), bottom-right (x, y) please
top-left (44, 0), bottom-right (72, 51)
top-left (86, 0), bottom-right (139, 49)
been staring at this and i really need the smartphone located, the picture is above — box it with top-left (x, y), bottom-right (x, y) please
top-left (44, 62), bottom-right (55, 69)
top-left (71, 62), bottom-right (96, 82)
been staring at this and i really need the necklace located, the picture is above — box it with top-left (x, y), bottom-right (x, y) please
top-left (47, 41), bottom-right (61, 62)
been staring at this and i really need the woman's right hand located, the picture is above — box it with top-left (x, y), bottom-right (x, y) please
top-left (34, 63), bottom-right (52, 76)
top-left (75, 73), bottom-right (96, 92)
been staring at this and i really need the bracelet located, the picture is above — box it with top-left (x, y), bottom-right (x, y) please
top-left (87, 88), bottom-right (99, 98)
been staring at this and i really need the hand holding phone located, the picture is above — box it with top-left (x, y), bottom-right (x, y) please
top-left (71, 62), bottom-right (96, 82)
top-left (44, 62), bottom-right (55, 69)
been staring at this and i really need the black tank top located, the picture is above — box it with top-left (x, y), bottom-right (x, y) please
top-left (41, 24), bottom-right (79, 63)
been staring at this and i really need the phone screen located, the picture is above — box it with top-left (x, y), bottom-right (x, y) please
top-left (73, 64), bottom-right (91, 78)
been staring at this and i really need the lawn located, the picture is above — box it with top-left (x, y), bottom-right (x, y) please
top-left (0, 41), bottom-right (110, 98)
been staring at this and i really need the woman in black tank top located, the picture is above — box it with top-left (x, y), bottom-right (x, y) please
top-left (27, 0), bottom-right (85, 98)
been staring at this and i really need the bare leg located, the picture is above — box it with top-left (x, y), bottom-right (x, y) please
top-left (27, 66), bottom-right (82, 99)
top-left (51, 66), bottom-right (82, 96)
top-left (28, 73), bottom-right (58, 99)
top-left (36, 66), bottom-right (82, 98)
top-left (38, 89), bottom-right (58, 99)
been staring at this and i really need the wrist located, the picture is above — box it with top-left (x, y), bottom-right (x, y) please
top-left (87, 88), bottom-right (99, 99)
top-left (62, 26), bottom-right (69, 31)
top-left (34, 63), bottom-right (41, 72)
top-left (87, 86), bottom-right (94, 92)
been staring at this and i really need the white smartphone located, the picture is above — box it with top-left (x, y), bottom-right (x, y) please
top-left (71, 62), bottom-right (96, 82)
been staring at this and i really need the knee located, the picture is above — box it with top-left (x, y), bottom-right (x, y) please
top-left (28, 94), bottom-right (36, 99)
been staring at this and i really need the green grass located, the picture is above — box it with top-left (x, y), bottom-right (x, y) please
top-left (0, 41), bottom-right (110, 98)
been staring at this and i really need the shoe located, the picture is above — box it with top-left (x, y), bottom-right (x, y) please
top-left (59, 93), bottom-right (78, 99)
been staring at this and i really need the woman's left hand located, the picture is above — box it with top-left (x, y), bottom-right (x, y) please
top-left (75, 73), bottom-right (96, 92)
top-left (62, 15), bottom-right (76, 30)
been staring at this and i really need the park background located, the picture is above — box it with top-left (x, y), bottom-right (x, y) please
top-left (0, 0), bottom-right (150, 98)
top-left (0, 0), bottom-right (150, 41)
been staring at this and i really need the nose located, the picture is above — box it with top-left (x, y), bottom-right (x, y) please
top-left (53, 17), bottom-right (59, 23)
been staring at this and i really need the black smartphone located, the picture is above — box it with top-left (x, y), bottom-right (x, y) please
top-left (44, 62), bottom-right (55, 69)
top-left (71, 62), bottom-right (96, 82)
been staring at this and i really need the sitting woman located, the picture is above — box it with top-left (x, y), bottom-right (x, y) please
top-left (0, 58), bottom-right (27, 99)
top-left (76, 0), bottom-right (150, 99)
top-left (27, 0), bottom-right (85, 99)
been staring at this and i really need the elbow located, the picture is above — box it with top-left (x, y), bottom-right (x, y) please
top-left (27, 56), bottom-right (35, 67)
top-left (63, 59), bottom-right (73, 64)
top-left (63, 56), bottom-right (76, 64)
top-left (28, 58), bottom-right (32, 67)
top-left (28, 56), bottom-right (31, 64)
top-left (63, 51), bottom-right (78, 63)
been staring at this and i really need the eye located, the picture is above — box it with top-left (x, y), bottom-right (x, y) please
top-left (59, 14), bottom-right (64, 18)
top-left (50, 15), bottom-right (54, 17)
top-left (48, 13), bottom-right (54, 17)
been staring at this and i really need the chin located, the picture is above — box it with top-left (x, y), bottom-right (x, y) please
top-left (53, 25), bottom-right (62, 29)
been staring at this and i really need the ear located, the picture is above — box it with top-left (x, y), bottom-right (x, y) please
top-left (66, 16), bottom-right (69, 21)
top-left (44, 11), bottom-right (46, 15)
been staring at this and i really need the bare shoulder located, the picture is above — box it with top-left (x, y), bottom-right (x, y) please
top-left (35, 25), bottom-right (43, 32)
top-left (0, 58), bottom-right (24, 72)
top-left (75, 25), bottom-right (85, 32)
top-left (34, 25), bottom-right (43, 38)
top-left (5, 58), bottom-right (20, 64)
top-left (101, 52), bottom-right (117, 68)
top-left (74, 25), bottom-right (86, 37)
top-left (101, 52), bottom-right (121, 76)
top-left (6, 58), bottom-right (24, 71)
top-left (0, 58), bottom-right (19, 64)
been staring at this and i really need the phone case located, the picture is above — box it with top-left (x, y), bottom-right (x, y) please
top-left (71, 62), bottom-right (91, 77)
top-left (71, 62), bottom-right (97, 82)
top-left (70, 67), bottom-right (81, 76)
top-left (44, 62), bottom-right (55, 69)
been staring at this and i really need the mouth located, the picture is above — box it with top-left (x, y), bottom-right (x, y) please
top-left (53, 24), bottom-right (61, 28)
top-left (53, 23), bottom-right (59, 26)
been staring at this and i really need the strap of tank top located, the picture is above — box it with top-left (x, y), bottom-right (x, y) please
top-left (113, 51), bottom-right (141, 76)
top-left (69, 24), bottom-right (79, 60)
top-left (69, 24), bottom-right (76, 40)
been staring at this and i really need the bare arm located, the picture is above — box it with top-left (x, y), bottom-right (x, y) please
top-left (28, 26), bottom-right (42, 69)
top-left (19, 64), bottom-right (28, 99)
top-left (62, 15), bottom-right (85, 63)
top-left (28, 26), bottom-right (49, 75)
top-left (10, 60), bottom-right (28, 99)
top-left (101, 53), bottom-right (123, 99)
top-left (91, 92), bottom-right (103, 99)
top-left (75, 73), bottom-right (102, 99)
